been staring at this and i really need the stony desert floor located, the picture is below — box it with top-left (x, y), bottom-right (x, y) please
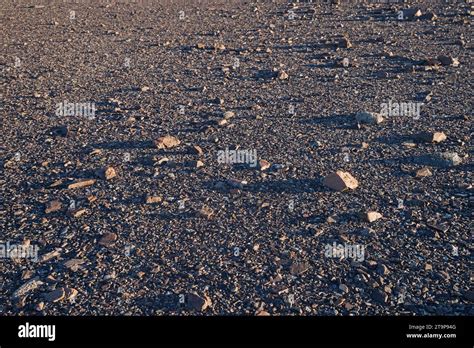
top-left (0, 0), bottom-right (472, 315)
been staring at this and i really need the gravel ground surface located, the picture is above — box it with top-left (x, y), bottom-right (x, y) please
top-left (1, 0), bottom-right (472, 316)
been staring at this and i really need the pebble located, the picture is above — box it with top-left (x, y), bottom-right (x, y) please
top-left (355, 111), bottom-right (384, 125)
top-left (154, 136), bottom-right (181, 149)
top-left (45, 200), bottom-right (62, 214)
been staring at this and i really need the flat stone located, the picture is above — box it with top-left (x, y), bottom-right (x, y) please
top-left (154, 135), bottom-right (181, 149)
top-left (415, 167), bottom-right (432, 178)
top-left (365, 211), bottom-right (383, 223)
top-left (12, 278), bottom-right (44, 298)
top-left (68, 179), bottom-right (95, 189)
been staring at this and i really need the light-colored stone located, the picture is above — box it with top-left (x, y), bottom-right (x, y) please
top-left (323, 171), bottom-right (359, 191)
top-left (355, 111), bottom-right (384, 125)
top-left (154, 135), bottom-right (181, 149)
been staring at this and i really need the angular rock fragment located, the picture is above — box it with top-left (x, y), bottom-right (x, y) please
top-left (278, 70), bottom-right (289, 80)
top-left (338, 36), bottom-right (352, 48)
top-left (401, 8), bottom-right (422, 20)
top-left (190, 145), bottom-right (204, 156)
top-left (63, 259), bottom-right (86, 271)
top-left (437, 55), bottom-right (460, 67)
top-left (97, 166), bottom-right (117, 180)
top-left (364, 211), bottom-right (383, 223)
top-left (196, 43), bottom-right (206, 49)
top-left (415, 131), bottom-right (447, 143)
top-left (355, 111), bottom-right (384, 125)
top-left (187, 160), bottom-right (204, 168)
top-left (186, 293), bottom-right (212, 311)
top-left (64, 287), bottom-right (78, 301)
top-left (323, 171), bottom-right (359, 191)
top-left (38, 248), bottom-right (62, 263)
top-left (154, 135), bottom-right (181, 149)
top-left (68, 208), bottom-right (87, 218)
top-left (45, 200), bottom-right (62, 214)
top-left (258, 159), bottom-right (271, 171)
top-left (12, 278), bottom-right (44, 298)
top-left (68, 179), bottom-right (95, 190)
top-left (43, 288), bottom-right (65, 303)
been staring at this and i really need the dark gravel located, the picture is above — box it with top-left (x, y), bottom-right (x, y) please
top-left (0, 0), bottom-right (472, 316)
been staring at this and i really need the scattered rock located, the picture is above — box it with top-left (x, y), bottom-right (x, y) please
top-left (401, 8), bottom-right (422, 20)
top-left (415, 131), bottom-right (447, 143)
top-left (64, 287), bottom-right (78, 301)
top-left (377, 264), bottom-right (390, 275)
top-left (43, 288), bottom-right (65, 303)
top-left (98, 232), bottom-right (118, 247)
top-left (145, 195), bottom-right (162, 204)
top-left (339, 284), bottom-right (349, 293)
top-left (416, 152), bottom-right (462, 168)
top-left (338, 36), bottom-right (352, 48)
top-left (323, 171), bottom-right (359, 191)
top-left (190, 145), bottom-right (204, 156)
top-left (38, 248), bottom-right (62, 263)
top-left (64, 259), bottom-right (86, 272)
top-left (415, 167), bottom-right (432, 178)
top-left (68, 179), bottom-right (96, 190)
top-left (187, 293), bottom-right (212, 311)
top-left (355, 111), bottom-right (384, 125)
top-left (223, 111), bottom-right (235, 119)
top-left (140, 86), bottom-right (150, 92)
top-left (68, 208), bottom-right (87, 218)
top-left (437, 55), bottom-right (460, 67)
top-left (198, 206), bottom-right (214, 219)
top-left (278, 70), bottom-right (289, 80)
top-left (364, 211), bottom-right (383, 223)
top-left (187, 160), bottom-right (204, 168)
top-left (258, 159), bottom-right (271, 171)
top-left (154, 135), bottom-right (181, 149)
top-left (12, 278), bottom-right (44, 298)
top-left (45, 200), bottom-right (62, 214)
top-left (97, 166), bottom-right (117, 180)
top-left (372, 289), bottom-right (388, 304)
